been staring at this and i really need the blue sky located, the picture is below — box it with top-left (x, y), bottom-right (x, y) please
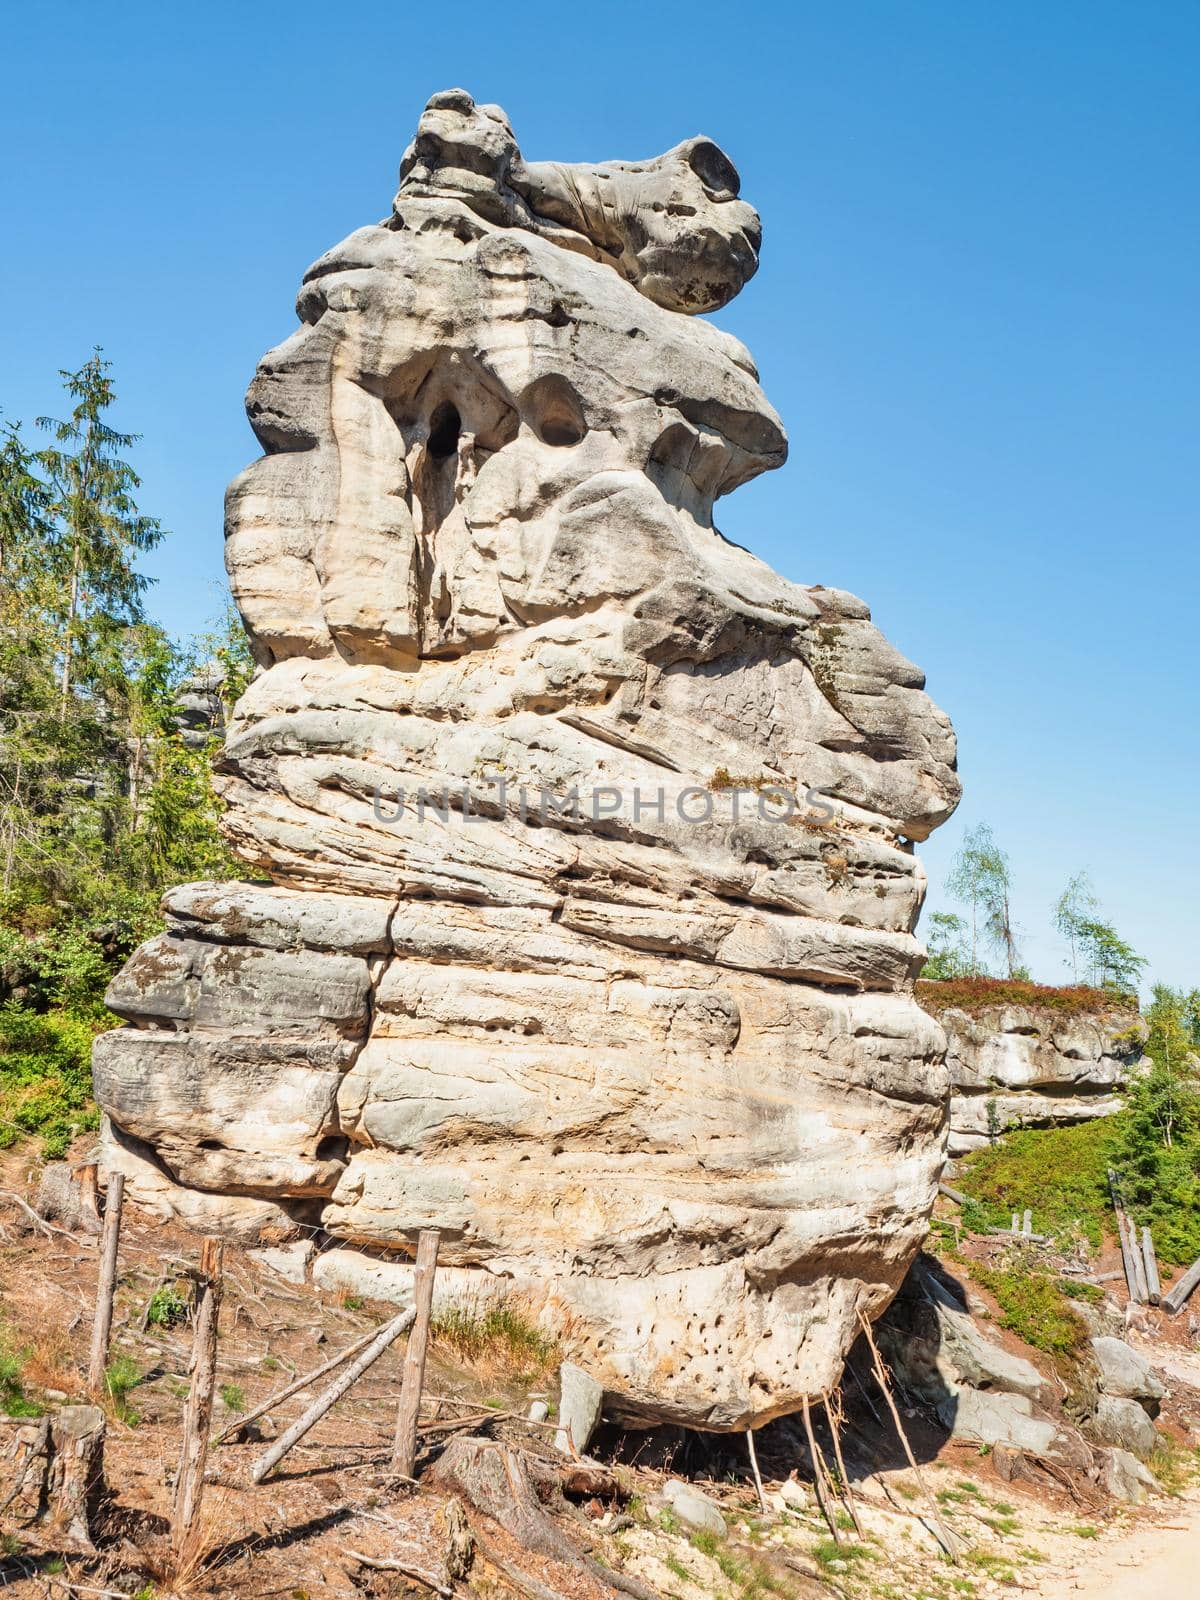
top-left (3, 1), bottom-right (1196, 989)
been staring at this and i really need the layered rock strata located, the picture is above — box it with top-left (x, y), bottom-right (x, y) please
top-left (95, 90), bottom-right (960, 1428)
top-left (935, 1001), bottom-right (1146, 1157)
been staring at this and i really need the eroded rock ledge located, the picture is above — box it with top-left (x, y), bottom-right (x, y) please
top-left (94, 89), bottom-right (960, 1429)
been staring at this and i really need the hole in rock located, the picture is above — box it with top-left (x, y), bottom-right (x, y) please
top-left (427, 401), bottom-right (462, 459)
top-left (523, 375), bottom-right (586, 448)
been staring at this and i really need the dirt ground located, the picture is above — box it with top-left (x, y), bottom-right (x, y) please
top-left (2, 1149), bottom-right (1199, 1599)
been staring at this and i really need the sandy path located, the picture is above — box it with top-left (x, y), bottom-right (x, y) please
top-left (1034, 1491), bottom-right (1200, 1598)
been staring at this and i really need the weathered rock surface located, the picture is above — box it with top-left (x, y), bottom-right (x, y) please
top-left (1090, 1335), bottom-right (1165, 1413)
top-left (94, 89), bottom-right (959, 1428)
top-left (932, 999), bottom-right (1146, 1156)
top-left (1090, 1394), bottom-right (1159, 1459)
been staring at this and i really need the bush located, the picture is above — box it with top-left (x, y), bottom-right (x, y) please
top-left (0, 1004), bottom-right (102, 1158)
top-left (957, 1119), bottom-right (1118, 1247)
top-left (971, 1261), bottom-right (1087, 1359)
top-left (917, 976), bottom-right (1137, 1018)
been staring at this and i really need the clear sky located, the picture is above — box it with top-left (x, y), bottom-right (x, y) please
top-left (3, 1), bottom-right (1196, 990)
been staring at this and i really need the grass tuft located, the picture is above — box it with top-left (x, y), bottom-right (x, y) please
top-left (431, 1297), bottom-right (558, 1378)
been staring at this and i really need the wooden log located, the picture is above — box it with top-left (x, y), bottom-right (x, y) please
top-left (172, 1237), bottom-right (223, 1559)
top-left (87, 1173), bottom-right (125, 1396)
top-left (938, 1183), bottom-right (968, 1207)
top-left (251, 1304), bottom-right (415, 1483)
top-left (392, 1228), bottom-right (440, 1477)
top-left (1108, 1169), bottom-right (1142, 1303)
top-left (1162, 1253), bottom-right (1200, 1316)
top-left (1141, 1227), bottom-right (1161, 1305)
top-left (1128, 1218), bottom-right (1149, 1304)
top-left (212, 1325), bottom-right (377, 1445)
top-left (800, 1395), bottom-right (840, 1545)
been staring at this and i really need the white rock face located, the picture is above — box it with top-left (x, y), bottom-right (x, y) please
top-left (934, 999), bottom-right (1146, 1156)
top-left (94, 89), bottom-right (960, 1429)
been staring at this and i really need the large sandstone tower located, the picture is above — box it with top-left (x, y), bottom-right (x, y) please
top-left (95, 90), bottom-right (960, 1428)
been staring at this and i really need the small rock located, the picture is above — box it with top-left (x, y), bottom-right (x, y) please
top-left (661, 1479), bottom-right (727, 1538)
top-left (527, 1400), bottom-right (549, 1423)
top-left (554, 1361), bottom-right (603, 1456)
top-left (44, 1389), bottom-right (68, 1403)
top-left (248, 1239), bottom-right (314, 1284)
top-left (779, 1474), bottom-right (808, 1510)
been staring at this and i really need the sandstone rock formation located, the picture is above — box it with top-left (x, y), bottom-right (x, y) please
top-left (94, 89), bottom-right (960, 1428)
top-left (931, 998), bottom-right (1146, 1156)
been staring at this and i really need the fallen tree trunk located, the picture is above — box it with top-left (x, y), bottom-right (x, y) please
top-left (1162, 1252), bottom-right (1200, 1316)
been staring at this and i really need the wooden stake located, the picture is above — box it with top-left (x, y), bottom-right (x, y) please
top-left (800, 1395), bottom-right (840, 1544)
top-left (251, 1304), bottom-right (415, 1483)
top-left (857, 1312), bottom-right (959, 1564)
top-left (745, 1427), bottom-right (767, 1515)
top-left (212, 1325), bottom-right (377, 1445)
top-left (824, 1391), bottom-right (864, 1538)
top-left (1142, 1227), bottom-right (1161, 1305)
top-left (173, 1237), bottom-right (224, 1559)
top-left (1163, 1252), bottom-right (1200, 1316)
top-left (87, 1173), bottom-right (125, 1396)
top-left (392, 1229), bottom-right (440, 1478)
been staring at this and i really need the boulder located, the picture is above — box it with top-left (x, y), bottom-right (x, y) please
top-left (1100, 1446), bottom-right (1158, 1503)
top-left (1091, 1336), bottom-right (1165, 1412)
top-left (880, 1255), bottom-right (1047, 1405)
top-left (93, 88), bottom-right (960, 1429)
top-left (1091, 1394), bottom-right (1159, 1459)
top-left (660, 1480), bottom-right (728, 1538)
top-left (937, 1389), bottom-right (1063, 1459)
top-left (932, 999), bottom-right (1146, 1156)
top-left (554, 1362), bottom-right (603, 1456)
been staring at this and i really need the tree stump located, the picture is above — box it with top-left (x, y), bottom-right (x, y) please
top-left (1, 1405), bottom-right (106, 1549)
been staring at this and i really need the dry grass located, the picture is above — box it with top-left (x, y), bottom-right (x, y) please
top-left (430, 1294), bottom-right (559, 1379)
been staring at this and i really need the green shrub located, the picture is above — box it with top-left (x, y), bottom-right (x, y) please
top-left (0, 1334), bottom-right (41, 1418)
top-left (218, 1382), bottom-right (246, 1413)
top-left (104, 1354), bottom-right (142, 1424)
top-left (958, 1119), bottom-right (1117, 1247)
top-left (145, 1284), bottom-right (189, 1328)
top-left (971, 1261), bottom-right (1087, 1360)
top-left (0, 1003), bottom-right (102, 1158)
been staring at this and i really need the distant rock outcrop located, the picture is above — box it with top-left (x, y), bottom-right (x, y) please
top-left (94, 90), bottom-right (960, 1429)
top-left (917, 985), bottom-right (1146, 1156)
